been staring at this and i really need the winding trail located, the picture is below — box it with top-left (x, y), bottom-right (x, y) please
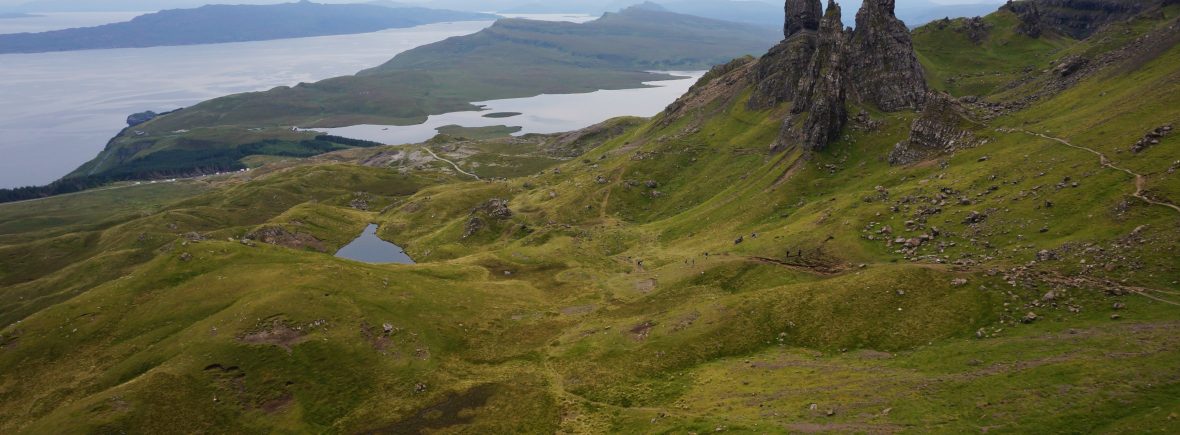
top-left (421, 146), bottom-right (480, 180)
top-left (1021, 130), bottom-right (1180, 214)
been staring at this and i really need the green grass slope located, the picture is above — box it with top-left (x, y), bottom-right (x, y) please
top-left (2, 2), bottom-right (1180, 433)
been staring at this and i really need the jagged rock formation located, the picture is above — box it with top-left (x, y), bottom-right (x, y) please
top-left (1003, 0), bottom-right (1171, 39)
top-left (889, 93), bottom-right (982, 165)
top-left (750, 0), bottom-right (823, 110)
top-left (786, 1), bottom-right (848, 151)
top-left (849, 0), bottom-right (928, 112)
top-left (754, 0), bottom-right (928, 151)
top-left (784, 0), bottom-right (823, 37)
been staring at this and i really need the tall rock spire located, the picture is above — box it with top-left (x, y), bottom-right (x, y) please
top-left (749, 0), bottom-right (824, 109)
top-left (785, 0), bottom-right (823, 37)
top-left (789, 0), bottom-right (847, 151)
top-left (848, 0), bottom-right (928, 111)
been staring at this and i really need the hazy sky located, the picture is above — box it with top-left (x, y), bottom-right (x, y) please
top-left (0, 0), bottom-right (1008, 8)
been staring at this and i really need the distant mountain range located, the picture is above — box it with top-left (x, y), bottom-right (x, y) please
top-left (0, 1), bottom-right (496, 54)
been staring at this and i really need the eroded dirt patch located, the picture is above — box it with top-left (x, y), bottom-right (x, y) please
top-left (238, 318), bottom-right (306, 351)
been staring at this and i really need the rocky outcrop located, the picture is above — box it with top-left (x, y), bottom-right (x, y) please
top-left (929, 16), bottom-right (994, 43)
top-left (126, 111), bottom-right (158, 127)
top-left (753, 0), bottom-right (929, 151)
top-left (889, 93), bottom-right (982, 165)
top-left (785, 0), bottom-right (823, 37)
top-left (849, 0), bottom-right (928, 112)
top-left (463, 199), bottom-right (512, 238)
top-left (786, 1), bottom-right (848, 151)
top-left (1003, 0), bottom-right (1170, 40)
top-left (246, 226), bottom-right (327, 252)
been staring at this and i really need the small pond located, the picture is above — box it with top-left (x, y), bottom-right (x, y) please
top-left (335, 224), bottom-right (415, 264)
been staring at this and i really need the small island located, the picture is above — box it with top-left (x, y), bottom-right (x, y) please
top-left (482, 112), bottom-right (523, 119)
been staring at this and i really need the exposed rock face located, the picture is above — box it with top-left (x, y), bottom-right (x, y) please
top-left (785, 0), bottom-right (823, 37)
top-left (787, 1), bottom-right (848, 151)
top-left (1005, 0), bottom-right (1044, 37)
top-left (748, 34), bottom-right (818, 110)
top-left (752, 0), bottom-right (929, 151)
top-left (126, 111), bottom-right (158, 127)
top-left (750, 0), bottom-right (824, 110)
top-left (889, 93), bottom-right (982, 165)
top-left (1003, 0), bottom-right (1169, 40)
top-left (849, 0), bottom-right (928, 112)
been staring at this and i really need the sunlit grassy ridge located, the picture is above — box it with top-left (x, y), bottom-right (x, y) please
top-left (2, 4), bottom-right (1180, 433)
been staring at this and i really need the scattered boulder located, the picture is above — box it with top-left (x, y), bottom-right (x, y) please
top-left (1021, 312), bottom-right (1038, 324)
top-left (1131, 125), bottom-right (1172, 153)
top-left (963, 211), bottom-right (987, 224)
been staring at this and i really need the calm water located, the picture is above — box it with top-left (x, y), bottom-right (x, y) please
top-left (313, 71), bottom-right (704, 145)
top-left (336, 224), bottom-right (414, 264)
top-left (0, 20), bottom-right (494, 188)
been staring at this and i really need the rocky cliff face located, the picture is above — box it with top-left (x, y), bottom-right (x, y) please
top-left (1003, 0), bottom-right (1171, 39)
top-left (848, 0), bottom-right (928, 112)
top-left (748, 33), bottom-right (818, 109)
top-left (753, 0), bottom-right (929, 152)
top-left (750, 0), bottom-right (823, 110)
top-left (787, 1), bottom-right (848, 151)
top-left (785, 0), bottom-right (823, 37)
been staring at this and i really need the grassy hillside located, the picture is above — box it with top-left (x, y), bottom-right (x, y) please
top-left (2, 2), bottom-right (1179, 433)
